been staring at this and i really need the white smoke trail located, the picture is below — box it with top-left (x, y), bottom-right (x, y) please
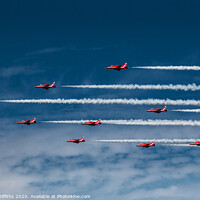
top-left (132, 66), bottom-right (200, 70)
top-left (42, 119), bottom-right (200, 127)
top-left (173, 109), bottom-right (200, 113)
top-left (161, 144), bottom-right (197, 147)
top-left (1, 98), bottom-right (200, 106)
top-left (93, 139), bottom-right (199, 143)
top-left (102, 119), bottom-right (200, 126)
top-left (62, 84), bottom-right (200, 91)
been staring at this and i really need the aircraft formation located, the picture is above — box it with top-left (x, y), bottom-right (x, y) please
top-left (15, 63), bottom-right (200, 148)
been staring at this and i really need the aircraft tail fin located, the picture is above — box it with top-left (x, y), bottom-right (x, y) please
top-left (49, 82), bottom-right (55, 88)
top-left (161, 106), bottom-right (167, 112)
top-left (31, 118), bottom-right (36, 123)
top-left (122, 63), bottom-right (127, 68)
top-left (149, 141), bottom-right (155, 147)
top-left (80, 137), bottom-right (85, 142)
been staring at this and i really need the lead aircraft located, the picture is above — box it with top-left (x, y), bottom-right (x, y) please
top-left (106, 63), bottom-right (127, 71)
top-left (17, 118), bottom-right (36, 125)
top-left (136, 142), bottom-right (155, 148)
top-left (82, 119), bottom-right (101, 126)
top-left (35, 82), bottom-right (56, 90)
top-left (146, 106), bottom-right (167, 113)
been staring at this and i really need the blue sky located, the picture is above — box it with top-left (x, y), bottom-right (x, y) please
top-left (1, 0), bottom-right (200, 199)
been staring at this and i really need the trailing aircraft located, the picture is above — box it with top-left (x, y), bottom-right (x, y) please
top-left (66, 137), bottom-right (85, 144)
top-left (146, 106), bottom-right (167, 113)
top-left (35, 82), bottom-right (56, 90)
top-left (106, 63), bottom-right (127, 71)
top-left (82, 119), bottom-right (101, 126)
top-left (17, 118), bottom-right (36, 125)
top-left (136, 141), bottom-right (155, 148)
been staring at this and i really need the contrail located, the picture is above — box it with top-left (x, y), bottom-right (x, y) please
top-left (173, 109), bottom-right (200, 113)
top-left (132, 66), bottom-right (200, 71)
top-left (2, 98), bottom-right (200, 106)
top-left (62, 84), bottom-right (200, 91)
top-left (93, 139), bottom-right (199, 143)
top-left (42, 119), bottom-right (200, 127)
top-left (161, 144), bottom-right (197, 147)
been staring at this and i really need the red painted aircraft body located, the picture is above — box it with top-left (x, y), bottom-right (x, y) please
top-left (106, 63), bottom-right (127, 71)
top-left (136, 142), bottom-right (155, 148)
top-left (17, 118), bottom-right (36, 125)
top-left (146, 106), bottom-right (167, 113)
top-left (35, 82), bottom-right (56, 90)
top-left (66, 137), bottom-right (85, 144)
top-left (190, 141), bottom-right (200, 146)
top-left (82, 119), bottom-right (101, 126)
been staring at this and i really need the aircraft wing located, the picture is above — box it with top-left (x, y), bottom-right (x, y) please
top-left (82, 122), bottom-right (89, 125)
top-left (17, 120), bottom-right (29, 124)
top-left (136, 143), bottom-right (149, 147)
top-left (147, 108), bottom-right (159, 112)
top-left (190, 141), bottom-right (200, 146)
top-left (82, 121), bottom-right (95, 125)
top-left (106, 65), bottom-right (120, 70)
top-left (35, 84), bottom-right (49, 89)
top-left (106, 63), bottom-right (127, 71)
top-left (35, 84), bottom-right (47, 87)
top-left (67, 139), bottom-right (78, 143)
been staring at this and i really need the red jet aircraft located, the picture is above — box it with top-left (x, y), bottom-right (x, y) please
top-left (190, 141), bottom-right (200, 146)
top-left (66, 137), bottom-right (85, 144)
top-left (17, 118), bottom-right (36, 125)
top-left (106, 63), bottom-right (127, 71)
top-left (82, 119), bottom-right (101, 126)
top-left (35, 82), bottom-right (56, 90)
top-left (146, 106), bottom-right (167, 113)
top-left (136, 141), bottom-right (155, 148)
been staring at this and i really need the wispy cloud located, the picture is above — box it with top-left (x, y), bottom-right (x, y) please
top-left (69, 44), bottom-right (118, 51)
top-left (26, 47), bottom-right (65, 56)
top-left (0, 124), bottom-right (200, 199)
top-left (0, 65), bottom-right (43, 77)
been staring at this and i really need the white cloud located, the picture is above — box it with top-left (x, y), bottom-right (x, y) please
top-left (0, 124), bottom-right (200, 199)
top-left (0, 65), bottom-right (43, 77)
top-left (26, 47), bottom-right (64, 56)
